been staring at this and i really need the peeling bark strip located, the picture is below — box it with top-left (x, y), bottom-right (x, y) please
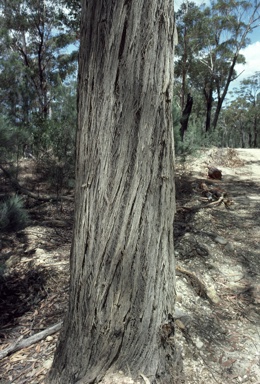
top-left (48, 1), bottom-right (176, 383)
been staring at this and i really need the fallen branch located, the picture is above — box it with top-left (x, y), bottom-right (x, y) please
top-left (176, 265), bottom-right (208, 299)
top-left (177, 194), bottom-right (233, 212)
top-left (176, 265), bottom-right (220, 304)
top-left (202, 195), bottom-right (224, 208)
top-left (33, 219), bottom-right (73, 228)
top-left (0, 321), bottom-right (62, 360)
top-left (0, 165), bottom-right (74, 202)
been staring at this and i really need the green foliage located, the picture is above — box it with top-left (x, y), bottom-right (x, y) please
top-left (174, 116), bottom-right (205, 155)
top-left (172, 96), bottom-right (209, 155)
top-left (0, 0), bottom-right (77, 122)
top-left (48, 82), bottom-right (77, 161)
top-left (172, 93), bottom-right (233, 156)
top-left (32, 81), bottom-right (77, 190)
top-left (0, 115), bottom-right (30, 162)
top-left (0, 1), bottom-right (78, 184)
top-left (0, 0), bottom-right (78, 155)
top-left (175, 0), bottom-right (260, 134)
top-left (0, 116), bottom-right (14, 160)
top-left (60, 0), bottom-right (81, 33)
top-left (0, 195), bottom-right (29, 232)
top-left (222, 72), bottom-right (260, 147)
top-left (37, 156), bottom-right (75, 193)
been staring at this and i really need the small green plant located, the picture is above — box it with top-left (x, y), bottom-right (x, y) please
top-left (0, 195), bottom-right (29, 232)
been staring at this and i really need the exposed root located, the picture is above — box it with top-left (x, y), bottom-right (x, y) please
top-left (176, 265), bottom-right (210, 301)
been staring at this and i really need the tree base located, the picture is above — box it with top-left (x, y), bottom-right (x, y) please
top-left (74, 341), bottom-right (184, 384)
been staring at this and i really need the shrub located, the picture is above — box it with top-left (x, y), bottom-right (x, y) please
top-left (0, 195), bottom-right (29, 232)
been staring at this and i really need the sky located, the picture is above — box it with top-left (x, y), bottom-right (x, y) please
top-left (174, 0), bottom-right (260, 90)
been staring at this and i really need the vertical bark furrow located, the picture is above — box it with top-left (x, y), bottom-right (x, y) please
top-left (118, 19), bottom-right (128, 60)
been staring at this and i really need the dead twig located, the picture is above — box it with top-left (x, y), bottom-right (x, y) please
top-left (0, 322), bottom-right (62, 360)
top-left (202, 195), bottom-right (224, 208)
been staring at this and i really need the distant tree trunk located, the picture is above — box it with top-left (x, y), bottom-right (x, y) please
top-left (253, 114), bottom-right (257, 148)
top-left (204, 81), bottom-right (213, 132)
top-left (248, 129), bottom-right (252, 148)
top-left (212, 54), bottom-right (238, 130)
top-left (181, 26), bottom-right (188, 111)
top-left (180, 93), bottom-right (193, 141)
top-left (48, 1), bottom-right (178, 384)
top-left (240, 125), bottom-right (245, 148)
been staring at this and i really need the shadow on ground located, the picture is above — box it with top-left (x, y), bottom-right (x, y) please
top-left (0, 265), bottom-right (50, 329)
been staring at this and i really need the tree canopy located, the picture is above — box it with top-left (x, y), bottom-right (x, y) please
top-left (0, 0), bottom-right (259, 175)
top-left (174, 0), bottom-right (260, 149)
top-left (0, 0), bottom-right (78, 163)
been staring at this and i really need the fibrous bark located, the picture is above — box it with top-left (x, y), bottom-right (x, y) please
top-left (48, 1), bottom-right (177, 383)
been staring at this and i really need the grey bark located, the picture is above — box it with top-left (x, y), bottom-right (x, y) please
top-left (48, 1), bottom-right (177, 383)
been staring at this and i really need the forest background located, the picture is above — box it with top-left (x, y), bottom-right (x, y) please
top-left (0, 0), bottom-right (260, 228)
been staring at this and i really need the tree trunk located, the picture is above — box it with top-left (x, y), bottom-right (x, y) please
top-left (48, 1), bottom-right (177, 384)
top-left (248, 129), bottom-right (252, 148)
top-left (204, 81), bottom-right (213, 132)
top-left (180, 93), bottom-right (193, 141)
top-left (253, 114), bottom-right (257, 148)
top-left (212, 54), bottom-right (238, 130)
top-left (181, 26), bottom-right (188, 111)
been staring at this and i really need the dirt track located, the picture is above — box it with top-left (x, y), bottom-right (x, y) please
top-left (174, 148), bottom-right (260, 384)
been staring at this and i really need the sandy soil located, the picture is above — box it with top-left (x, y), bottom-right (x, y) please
top-left (174, 148), bottom-right (260, 384)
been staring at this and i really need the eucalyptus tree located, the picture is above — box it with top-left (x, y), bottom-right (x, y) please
top-left (205, 0), bottom-right (260, 131)
top-left (238, 72), bottom-right (260, 147)
top-left (175, 0), bottom-right (260, 133)
top-left (0, 0), bottom-right (78, 156)
top-left (175, 2), bottom-right (206, 110)
top-left (48, 0), bottom-right (178, 383)
top-left (221, 98), bottom-right (248, 147)
top-left (224, 72), bottom-right (260, 147)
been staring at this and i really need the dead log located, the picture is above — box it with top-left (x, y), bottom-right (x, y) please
top-left (0, 322), bottom-right (62, 360)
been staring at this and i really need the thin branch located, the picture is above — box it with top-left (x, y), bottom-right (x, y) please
top-left (0, 322), bottom-right (62, 360)
top-left (231, 69), bottom-right (245, 82)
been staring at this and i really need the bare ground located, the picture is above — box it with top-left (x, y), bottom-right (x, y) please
top-left (174, 148), bottom-right (260, 384)
top-left (0, 148), bottom-right (259, 383)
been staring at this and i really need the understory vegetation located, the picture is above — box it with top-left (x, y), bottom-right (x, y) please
top-left (0, 195), bottom-right (29, 232)
top-left (0, 0), bottom-right (79, 232)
